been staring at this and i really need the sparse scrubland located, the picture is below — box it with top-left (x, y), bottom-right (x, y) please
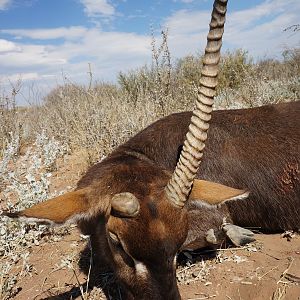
top-left (0, 45), bottom-right (299, 299)
top-left (1, 47), bottom-right (300, 163)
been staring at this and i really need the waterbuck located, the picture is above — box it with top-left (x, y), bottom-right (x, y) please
top-left (128, 100), bottom-right (299, 251)
top-left (3, 0), bottom-right (300, 299)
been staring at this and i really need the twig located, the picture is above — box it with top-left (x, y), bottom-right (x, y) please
top-left (85, 238), bottom-right (92, 296)
top-left (72, 267), bottom-right (86, 300)
top-left (177, 264), bottom-right (196, 274)
top-left (258, 265), bottom-right (279, 281)
top-left (87, 63), bottom-right (93, 91)
top-left (284, 273), bottom-right (300, 283)
top-left (188, 295), bottom-right (216, 300)
top-left (262, 251), bottom-right (281, 260)
top-left (216, 246), bottom-right (248, 251)
top-left (277, 257), bottom-right (294, 284)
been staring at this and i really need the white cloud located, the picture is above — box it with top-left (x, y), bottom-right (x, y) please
top-left (0, 27), bottom-right (151, 86)
top-left (1, 26), bottom-right (87, 40)
top-left (164, 0), bottom-right (300, 58)
top-left (0, 39), bottom-right (21, 52)
top-left (227, 0), bottom-right (295, 30)
top-left (80, 0), bottom-right (115, 17)
top-left (0, 0), bottom-right (12, 10)
top-left (224, 0), bottom-right (300, 57)
top-left (0, 27), bottom-right (151, 104)
top-left (164, 10), bottom-right (209, 35)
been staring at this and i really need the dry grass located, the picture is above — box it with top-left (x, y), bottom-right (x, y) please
top-left (1, 44), bottom-right (298, 163)
top-left (0, 41), bottom-right (299, 164)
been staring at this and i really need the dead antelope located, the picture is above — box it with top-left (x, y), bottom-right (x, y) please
top-left (3, 0), bottom-right (300, 299)
top-left (129, 100), bottom-right (299, 251)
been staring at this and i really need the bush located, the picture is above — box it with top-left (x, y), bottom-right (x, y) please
top-left (0, 133), bottom-right (68, 299)
top-left (0, 81), bottom-right (21, 158)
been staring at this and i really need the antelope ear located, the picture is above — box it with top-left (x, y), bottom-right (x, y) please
top-left (2, 188), bottom-right (93, 225)
top-left (189, 179), bottom-right (249, 205)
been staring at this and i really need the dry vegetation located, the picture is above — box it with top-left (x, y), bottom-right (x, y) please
top-left (1, 42), bottom-right (299, 162)
top-left (0, 38), bottom-right (299, 299)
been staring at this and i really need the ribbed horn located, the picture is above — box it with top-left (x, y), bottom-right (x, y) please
top-left (165, 0), bottom-right (228, 207)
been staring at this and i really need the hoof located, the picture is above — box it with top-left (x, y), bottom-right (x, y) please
top-left (223, 224), bottom-right (255, 246)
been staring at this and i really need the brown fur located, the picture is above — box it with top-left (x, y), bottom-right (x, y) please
top-left (76, 154), bottom-right (188, 299)
top-left (119, 101), bottom-right (300, 233)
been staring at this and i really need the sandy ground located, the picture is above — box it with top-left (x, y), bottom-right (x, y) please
top-left (9, 231), bottom-right (300, 300)
top-left (4, 152), bottom-right (300, 300)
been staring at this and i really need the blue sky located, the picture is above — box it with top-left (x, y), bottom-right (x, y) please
top-left (0, 0), bottom-right (299, 104)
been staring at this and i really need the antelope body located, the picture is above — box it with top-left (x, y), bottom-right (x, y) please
top-left (122, 101), bottom-right (300, 250)
top-left (3, 0), bottom-right (300, 299)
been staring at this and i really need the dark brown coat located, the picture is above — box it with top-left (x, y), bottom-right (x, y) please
top-left (118, 101), bottom-right (300, 236)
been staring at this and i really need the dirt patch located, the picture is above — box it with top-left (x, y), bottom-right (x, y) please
top-left (9, 232), bottom-right (300, 300)
top-left (49, 150), bottom-right (90, 193)
top-left (180, 234), bottom-right (300, 300)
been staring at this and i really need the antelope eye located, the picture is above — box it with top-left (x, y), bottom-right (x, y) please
top-left (108, 231), bottom-right (120, 244)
